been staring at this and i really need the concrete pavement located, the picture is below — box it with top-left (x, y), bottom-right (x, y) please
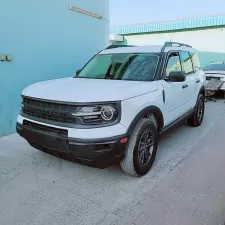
top-left (104, 106), bottom-right (225, 225)
top-left (0, 101), bottom-right (225, 225)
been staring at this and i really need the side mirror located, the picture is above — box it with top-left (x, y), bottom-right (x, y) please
top-left (168, 71), bottom-right (186, 82)
top-left (76, 69), bottom-right (81, 75)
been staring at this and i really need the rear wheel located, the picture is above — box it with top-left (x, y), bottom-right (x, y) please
top-left (120, 118), bottom-right (159, 176)
top-left (187, 94), bottom-right (205, 127)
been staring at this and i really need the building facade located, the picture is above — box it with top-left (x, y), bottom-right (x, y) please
top-left (0, 0), bottom-right (109, 136)
top-left (110, 15), bottom-right (225, 67)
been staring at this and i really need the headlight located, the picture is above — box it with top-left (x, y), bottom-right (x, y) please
top-left (72, 103), bottom-right (120, 125)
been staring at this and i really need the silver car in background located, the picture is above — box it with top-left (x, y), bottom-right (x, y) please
top-left (203, 62), bottom-right (225, 91)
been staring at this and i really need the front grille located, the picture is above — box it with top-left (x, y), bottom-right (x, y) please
top-left (22, 97), bottom-right (80, 124)
top-left (23, 120), bottom-right (68, 137)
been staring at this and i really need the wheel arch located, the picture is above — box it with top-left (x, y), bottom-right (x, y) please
top-left (127, 106), bottom-right (164, 134)
top-left (199, 85), bottom-right (205, 97)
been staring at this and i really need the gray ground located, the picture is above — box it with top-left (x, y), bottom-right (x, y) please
top-left (0, 101), bottom-right (225, 225)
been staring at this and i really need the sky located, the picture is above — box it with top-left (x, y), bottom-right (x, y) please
top-left (110, 0), bottom-right (225, 26)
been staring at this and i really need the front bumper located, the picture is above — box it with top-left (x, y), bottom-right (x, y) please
top-left (16, 122), bottom-right (128, 168)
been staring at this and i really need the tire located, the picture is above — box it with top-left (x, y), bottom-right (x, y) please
top-left (187, 94), bottom-right (205, 127)
top-left (120, 118), bottom-right (159, 177)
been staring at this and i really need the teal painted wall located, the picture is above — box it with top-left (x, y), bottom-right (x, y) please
top-left (110, 16), bottom-right (225, 35)
top-left (0, 0), bottom-right (109, 136)
top-left (198, 51), bottom-right (225, 68)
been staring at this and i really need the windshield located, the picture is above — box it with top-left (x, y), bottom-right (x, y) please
top-left (203, 63), bottom-right (225, 71)
top-left (76, 53), bottom-right (159, 81)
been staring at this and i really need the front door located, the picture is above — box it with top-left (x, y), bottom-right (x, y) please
top-left (161, 52), bottom-right (189, 126)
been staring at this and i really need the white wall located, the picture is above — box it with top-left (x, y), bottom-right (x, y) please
top-left (125, 28), bottom-right (225, 53)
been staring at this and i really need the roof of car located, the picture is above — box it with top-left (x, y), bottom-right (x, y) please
top-left (100, 45), bottom-right (196, 55)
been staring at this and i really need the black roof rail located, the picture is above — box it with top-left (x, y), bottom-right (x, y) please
top-left (105, 44), bottom-right (136, 49)
top-left (164, 42), bottom-right (192, 48)
top-left (161, 41), bottom-right (192, 52)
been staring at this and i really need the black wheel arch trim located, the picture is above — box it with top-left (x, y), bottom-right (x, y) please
top-left (194, 85), bottom-right (205, 108)
top-left (199, 85), bottom-right (205, 96)
top-left (127, 106), bottom-right (164, 134)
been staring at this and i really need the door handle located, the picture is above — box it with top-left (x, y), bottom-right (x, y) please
top-left (196, 79), bottom-right (200, 83)
top-left (182, 84), bottom-right (188, 89)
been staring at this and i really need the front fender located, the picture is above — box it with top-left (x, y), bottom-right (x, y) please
top-left (120, 92), bottom-right (165, 134)
top-left (126, 105), bottom-right (164, 134)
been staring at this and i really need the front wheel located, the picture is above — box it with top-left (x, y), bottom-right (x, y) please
top-left (120, 118), bottom-right (159, 176)
top-left (187, 94), bottom-right (205, 127)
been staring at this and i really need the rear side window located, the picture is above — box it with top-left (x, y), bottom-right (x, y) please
top-left (190, 51), bottom-right (201, 70)
top-left (180, 51), bottom-right (194, 75)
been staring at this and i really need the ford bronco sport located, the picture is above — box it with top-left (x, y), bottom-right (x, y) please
top-left (17, 42), bottom-right (206, 176)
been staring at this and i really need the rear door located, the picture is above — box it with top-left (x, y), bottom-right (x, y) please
top-left (180, 51), bottom-right (200, 109)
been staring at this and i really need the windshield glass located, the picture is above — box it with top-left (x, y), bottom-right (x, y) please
top-left (76, 53), bottom-right (159, 81)
top-left (203, 63), bottom-right (225, 71)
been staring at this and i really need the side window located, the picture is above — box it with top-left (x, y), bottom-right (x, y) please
top-left (190, 51), bottom-right (201, 71)
top-left (165, 53), bottom-right (182, 77)
top-left (180, 51), bottom-right (194, 75)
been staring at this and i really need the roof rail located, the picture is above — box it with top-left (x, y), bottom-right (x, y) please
top-left (105, 45), bottom-right (135, 49)
top-left (164, 42), bottom-right (192, 48)
top-left (161, 41), bottom-right (192, 52)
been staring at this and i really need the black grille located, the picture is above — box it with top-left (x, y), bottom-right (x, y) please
top-left (22, 97), bottom-right (80, 124)
top-left (23, 120), bottom-right (68, 137)
top-left (206, 77), bottom-right (221, 81)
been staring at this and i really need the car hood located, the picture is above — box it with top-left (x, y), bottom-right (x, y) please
top-left (22, 77), bottom-right (158, 102)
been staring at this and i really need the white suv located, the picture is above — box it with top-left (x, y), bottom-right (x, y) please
top-left (17, 42), bottom-right (206, 176)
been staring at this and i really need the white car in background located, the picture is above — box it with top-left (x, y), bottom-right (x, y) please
top-left (203, 62), bottom-right (225, 91)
